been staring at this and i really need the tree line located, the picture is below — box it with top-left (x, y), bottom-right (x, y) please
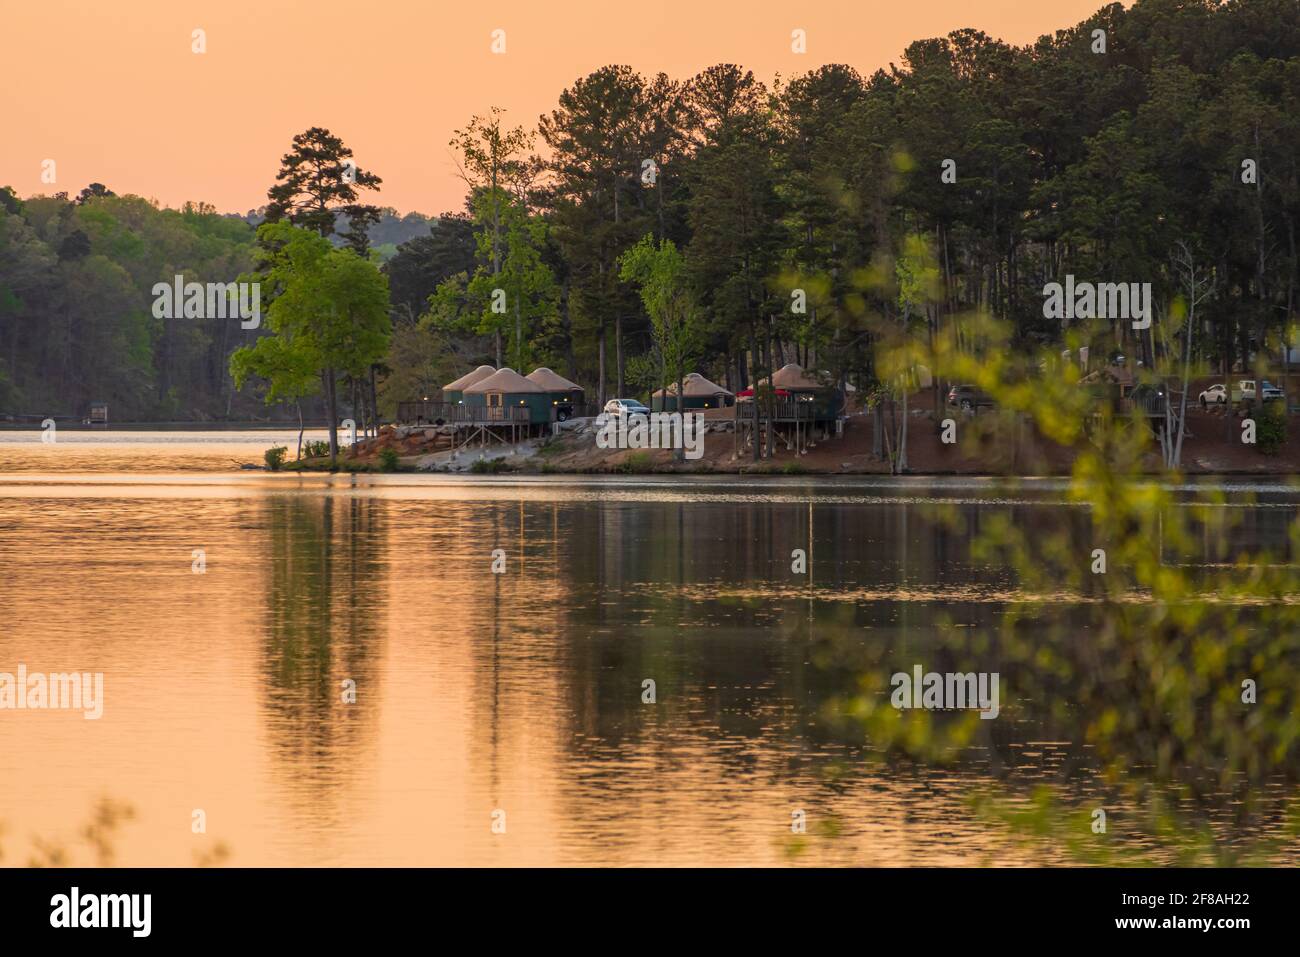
top-left (4, 0), bottom-right (1300, 426)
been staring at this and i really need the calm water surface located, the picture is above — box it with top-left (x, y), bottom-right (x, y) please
top-left (0, 432), bottom-right (1296, 866)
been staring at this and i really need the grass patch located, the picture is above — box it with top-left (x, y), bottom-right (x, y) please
top-left (470, 457), bottom-right (513, 474)
top-left (1257, 400), bottom-right (1287, 455)
top-left (620, 450), bottom-right (654, 474)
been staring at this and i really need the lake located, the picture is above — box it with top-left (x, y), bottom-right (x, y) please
top-left (1, 432), bottom-right (1297, 866)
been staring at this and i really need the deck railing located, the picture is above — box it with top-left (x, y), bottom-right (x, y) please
top-left (398, 399), bottom-right (605, 425)
top-left (1121, 391), bottom-right (1168, 418)
top-left (396, 401), bottom-right (533, 425)
top-left (734, 398), bottom-right (819, 423)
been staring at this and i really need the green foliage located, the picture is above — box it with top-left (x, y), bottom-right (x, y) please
top-left (1256, 400), bottom-right (1287, 455)
top-left (426, 190), bottom-right (558, 370)
top-left (620, 235), bottom-right (703, 403)
top-left (302, 439), bottom-right (330, 458)
top-left (264, 127), bottom-right (382, 255)
top-left (230, 222), bottom-right (391, 460)
top-left (839, 299), bottom-right (1300, 864)
top-left (383, 214), bottom-right (476, 317)
top-left (620, 450), bottom-right (654, 473)
top-left (469, 456), bottom-right (511, 473)
top-left (377, 447), bottom-right (400, 472)
top-left (10, 0), bottom-right (1300, 430)
top-left (0, 192), bottom-right (256, 419)
top-left (264, 446), bottom-right (288, 471)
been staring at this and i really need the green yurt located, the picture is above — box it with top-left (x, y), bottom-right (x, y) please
top-left (526, 367), bottom-right (586, 420)
top-left (463, 367), bottom-right (552, 425)
top-left (651, 372), bottom-right (734, 412)
top-left (756, 364), bottom-right (844, 421)
top-left (442, 365), bottom-right (496, 404)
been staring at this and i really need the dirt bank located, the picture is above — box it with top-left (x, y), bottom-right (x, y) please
top-left (331, 403), bottom-right (1298, 476)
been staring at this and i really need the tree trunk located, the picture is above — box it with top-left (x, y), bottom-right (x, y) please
top-left (763, 316), bottom-right (775, 457)
top-left (675, 367), bottom-right (686, 464)
top-left (898, 390), bottom-right (908, 473)
top-left (749, 322), bottom-right (761, 462)
top-left (369, 364), bottom-right (380, 435)
top-left (598, 325), bottom-right (607, 406)
top-left (616, 312), bottom-right (624, 399)
top-left (514, 295), bottom-right (523, 370)
top-left (324, 368), bottom-right (339, 467)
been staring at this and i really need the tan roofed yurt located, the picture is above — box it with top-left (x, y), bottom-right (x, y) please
top-left (750, 364), bottom-right (844, 420)
top-left (527, 367), bottom-right (586, 421)
top-left (442, 365), bottom-right (496, 403)
top-left (765, 364), bottom-right (826, 391)
top-left (464, 367), bottom-right (552, 425)
top-left (651, 372), bottom-right (735, 412)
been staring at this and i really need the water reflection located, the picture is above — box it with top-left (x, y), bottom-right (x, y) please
top-left (0, 477), bottom-right (1296, 865)
top-left (260, 497), bottom-right (386, 838)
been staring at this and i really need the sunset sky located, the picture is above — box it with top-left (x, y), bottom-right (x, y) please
top-left (3, 1), bottom-right (1115, 216)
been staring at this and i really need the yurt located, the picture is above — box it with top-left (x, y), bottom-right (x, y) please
top-left (752, 364), bottom-right (845, 420)
top-left (650, 372), bottom-right (735, 412)
top-left (442, 365), bottom-right (496, 403)
top-left (463, 367), bottom-right (552, 425)
top-left (526, 367), bottom-right (586, 420)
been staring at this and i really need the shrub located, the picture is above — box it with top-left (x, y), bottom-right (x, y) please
top-left (621, 450), bottom-right (653, 473)
top-left (378, 448), bottom-right (400, 472)
top-left (1256, 400), bottom-right (1287, 455)
top-left (469, 457), bottom-right (510, 474)
top-left (264, 446), bottom-right (288, 471)
top-left (303, 439), bottom-right (330, 458)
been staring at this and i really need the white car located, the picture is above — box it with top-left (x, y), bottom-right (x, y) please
top-left (1199, 383), bottom-right (1227, 407)
top-left (596, 398), bottom-right (650, 425)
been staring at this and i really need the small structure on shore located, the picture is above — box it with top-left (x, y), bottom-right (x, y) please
top-left (526, 367), bottom-right (586, 421)
top-left (84, 401), bottom-right (108, 428)
top-left (394, 365), bottom-right (555, 451)
top-left (651, 373), bottom-right (734, 412)
top-left (736, 364), bottom-right (846, 458)
top-left (442, 365), bottom-right (496, 404)
top-left (464, 367), bottom-right (552, 425)
top-left (756, 364), bottom-right (844, 415)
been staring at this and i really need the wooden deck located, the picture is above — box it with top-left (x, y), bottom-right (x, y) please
top-left (396, 401), bottom-right (535, 426)
top-left (733, 398), bottom-right (840, 457)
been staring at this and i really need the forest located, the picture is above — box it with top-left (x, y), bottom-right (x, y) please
top-left (3, 0), bottom-right (1300, 424)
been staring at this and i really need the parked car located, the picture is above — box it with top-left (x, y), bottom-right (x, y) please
top-left (597, 398), bottom-right (651, 425)
top-left (946, 384), bottom-right (995, 413)
top-left (1199, 383), bottom-right (1227, 408)
top-left (1231, 379), bottom-right (1286, 405)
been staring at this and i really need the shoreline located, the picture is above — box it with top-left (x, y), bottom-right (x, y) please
top-left (306, 407), bottom-right (1300, 478)
top-left (2, 410), bottom-right (1297, 479)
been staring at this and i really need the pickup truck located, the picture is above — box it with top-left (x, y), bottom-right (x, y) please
top-left (1231, 380), bottom-right (1285, 405)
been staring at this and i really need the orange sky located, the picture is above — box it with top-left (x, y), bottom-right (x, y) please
top-left (2, 1), bottom-right (1115, 216)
